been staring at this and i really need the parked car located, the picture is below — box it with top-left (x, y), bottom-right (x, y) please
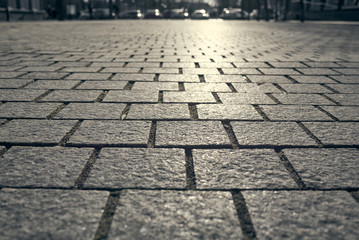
top-left (220, 8), bottom-right (248, 20)
top-left (163, 8), bottom-right (189, 19)
top-left (191, 9), bottom-right (209, 19)
top-left (144, 9), bottom-right (162, 19)
top-left (118, 10), bottom-right (142, 19)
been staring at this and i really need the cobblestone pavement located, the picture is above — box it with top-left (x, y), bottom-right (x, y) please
top-left (0, 20), bottom-right (358, 239)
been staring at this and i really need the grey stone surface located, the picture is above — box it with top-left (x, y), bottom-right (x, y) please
top-left (131, 82), bottom-right (178, 91)
top-left (103, 90), bottom-right (158, 103)
top-left (272, 93), bottom-right (334, 105)
top-left (40, 90), bottom-right (102, 102)
top-left (284, 148), bottom-right (359, 188)
top-left (54, 103), bottom-right (126, 119)
top-left (68, 120), bottom-right (151, 145)
top-left (85, 148), bottom-right (185, 188)
top-left (0, 188), bottom-right (108, 240)
top-left (231, 121), bottom-right (316, 146)
top-left (204, 75), bottom-right (248, 83)
top-left (0, 72), bottom-right (24, 78)
top-left (0, 119), bottom-right (76, 144)
top-left (182, 68), bottom-right (220, 75)
top-left (127, 104), bottom-right (190, 120)
top-left (248, 75), bottom-right (293, 83)
top-left (25, 80), bottom-right (81, 89)
top-left (156, 121), bottom-right (230, 146)
top-left (0, 89), bottom-right (46, 101)
top-left (19, 66), bottom-right (62, 72)
top-left (109, 190), bottom-right (243, 240)
top-left (327, 94), bottom-right (359, 105)
top-left (259, 68), bottom-right (299, 75)
top-left (197, 104), bottom-right (262, 120)
top-left (0, 102), bottom-right (61, 118)
top-left (61, 67), bottom-right (102, 72)
top-left (76, 81), bottom-right (127, 90)
top-left (163, 92), bottom-right (216, 103)
top-left (0, 79), bottom-right (32, 88)
top-left (243, 190), bottom-right (359, 240)
top-left (20, 72), bottom-right (68, 79)
top-left (143, 67), bottom-right (179, 74)
top-left (111, 73), bottom-right (155, 81)
top-left (290, 75), bottom-right (337, 84)
top-left (193, 149), bottom-right (296, 189)
top-left (65, 73), bottom-right (111, 80)
top-left (326, 84), bottom-right (359, 94)
top-left (218, 93), bottom-right (274, 104)
top-left (320, 106), bottom-right (359, 121)
top-left (260, 105), bottom-right (333, 121)
top-left (278, 84), bottom-right (333, 93)
top-left (331, 75), bottom-right (359, 83)
top-left (296, 68), bottom-right (340, 75)
top-left (221, 68), bottom-right (261, 75)
top-left (183, 83), bottom-right (231, 92)
top-left (231, 83), bottom-right (281, 93)
top-left (158, 74), bottom-right (199, 82)
top-left (335, 68), bottom-right (359, 75)
top-left (0, 147), bottom-right (92, 187)
top-left (303, 122), bottom-right (359, 145)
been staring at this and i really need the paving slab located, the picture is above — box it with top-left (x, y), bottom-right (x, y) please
top-left (68, 120), bottom-right (151, 146)
top-left (193, 149), bottom-right (297, 189)
top-left (218, 93), bottom-right (275, 104)
top-left (0, 147), bottom-right (92, 188)
top-left (320, 105), bottom-right (359, 121)
top-left (25, 80), bottom-right (81, 89)
top-left (156, 121), bottom-right (230, 146)
top-left (111, 73), bottom-right (155, 81)
top-left (0, 102), bottom-right (61, 119)
top-left (326, 94), bottom-right (359, 105)
top-left (231, 121), bottom-right (316, 146)
top-left (65, 73), bottom-right (111, 80)
top-left (271, 93), bottom-right (335, 105)
top-left (163, 92), bottom-right (216, 103)
top-left (0, 188), bottom-right (108, 240)
top-left (103, 90), bottom-right (158, 103)
top-left (0, 119), bottom-right (76, 144)
top-left (197, 104), bottom-right (262, 120)
top-left (0, 89), bottom-right (46, 101)
top-left (85, 148), bottom-right (185, 188)
top-left (0, 79), bottom-right (32, 88)
top-left (243, 190), bottom-right (359, 240)
top-left (283, 148), bottom-right (359, 189)
top-left (126, 104), bottom-right (190, 120)
top-left (109, 190), bottom-right (242, 240)
top-left (259, 105), bottom-right (333, 121)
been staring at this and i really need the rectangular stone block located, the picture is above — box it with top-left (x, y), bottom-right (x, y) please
top-left (243, 190), bottom-right (359, 240)
top-left (126, 104), bottom-right (190, 120)
top-left (156, 121), bottom-right (230, 146)
top-left (272, 93), bottom-right (334, 105)
top-left (326, 94), bottom-right (359, 105)
top-left (131, 82), bottom-right (179, 91)
top-left (183, 83), bottom-right (231, 92)
top-left (193, 149), bottom-right (297, 189)
top-left (65, 73), bottom-right (111, 80)
top-left (326, 84), bottom-right (359, 94)
top-left (197, 104), bottom-right (262, 120)
top-left (247, 75), bottom-right (292, 83)
top-left (303, 122), bottom-right (358, 145)
top-left (54, 103), bottom-right (126, 120)
top-left (331, 76), bottom-right (358, 83)
top-left (40, 90), bottom-right (102, 102)
top-left (278, 84), bottom-right (333, 94)
top-left (218, 93), bottom-right (274, 104)
top-left (0, 79), bottom-right (32, 88)
top-left (158, 74), bottom-right (199, 82)
top-left (111, 73), bottom-right (155, 81)
top-left (20, 72), bottom-right (68, 79)
top-left (260, 68), bottom-right (299, 75)
top-left (290, 75), bottom-right (337, 84)
top-left (25, 80), bottom-right (80, 89)
top-left (284, 148), bottom-right (359, 188)
top-left (320, 106), bottom-right (359, 121)
top-left (76, 81), bottom-right (127, 90)
top-left (204, 75), bottom-right (247, 83)
top-left (0, 119), bottom-right (77, 144)
top-left (0, 147), bottom-right (92, 187)
top-left (0, 188), bottom-right (108, 240)
top-left (231, 121), bottom-right (316, 146)
top-left (109, 190), bottom-right (242, 239)
top-left (0, 89), bottom-right (46, 101)
top-left (296, 68), bottom-right (339, 75)
top-left (222, 68), bottom-right (261, 75)
top-left (260, 105), bottom-right (332, 121)
top-left (103, 90), bottom-right (158, 103)
top-left (68, 120), bottom-right (151, 146)
top-left (163, 92), bottom-right (216, 103)
top-left (231, 83), bottom-right (281, 93)
top-left (0, 102), bottom-right (61, 119)
top-left (85, 148), bottom-right (186, 188)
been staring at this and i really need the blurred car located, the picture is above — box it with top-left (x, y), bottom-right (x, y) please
top-left (191, 9), bottom-right (209, 19)
top-left (118, 10), bottom-right (142, 19)
top-left (163, 9), bottom-right (189, 19)
top-left (220, 8), bottom-right (248, 20)
top-left (144, 9), bottom-right (162, 19)
top-left (79, 8), bottom-right (111, 19)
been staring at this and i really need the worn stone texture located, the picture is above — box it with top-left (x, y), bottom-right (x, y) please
top-left (126, 104), bottom-right (190, 120)
top-left (20, 72), bottom-right (68, 79)
top-left (0, 79), bottom-right (32, 88)
top-left (103, 90), bottom-right (158, 103)
top-left (204, 75), bottom-right (248, 83)
top-left (327, 94), bottom-right (359, 105)
top-left (0, 89), bottom-right (46, 101)
top-left (40, 90), bottom-right (102, 102)
top-left (158, 74), bottom-right (199, 82)
top-left (320, 106), bottom-right (359, 121)
top-left (65, 73), bottom-right (111, 80)
top-left (290, 75), bottom-right (337, 84)
top-left (218, 93), bottom-right (274, 104)
top-left (109, 190), bottom-right (243, 240)
top-left (0, 102), bottom-right (61, 119)
top-left (85, 148), bottom-right (185, 188)
top-left (243, 190), bottom-right (359, 240)
top-left (24, 80), bottom-right (80, 89)
top-left (284, 148), bottom-right (359, 189)
top-left (68, 120), bottom-right (151, 145)
top-left (247, 75), bottom-right (292, 83)
top-left (0, 147), bottom-right (92, 187)
top-left (131, 82), bottom-right (179, 91)
top-left (197, 104), bottom-right (262, 120)
top-left (231, 83), bottom-right (282, 93)
top-left (278, 84), bottom-right (333, 93)
top-left (76, 81), bottom-right (127, 90)
top-left (156, 121), bottom-right (230, 146)
top-left (163, 92), bottom-right (216, 103)
top-left (0, 188), bottom-right (108, 240)
top-left (271, 93), bottom-right (335, 105)
top-left (303, 122), bottom-right (359, 145)
top-left (260, 105), bottom-right (333, 121)
top-left (231, 121), bottom-right (316, 146)
top-left (193, 149), bottom-right (297, 189)
top-left (111, 73), bottom-right (155, 81)
top-left (0, 120), bottom-right (76, 144)
top-left (183, 83), bottom-right (231, 92)
top-left (54, 103), bottom-right (126, 119)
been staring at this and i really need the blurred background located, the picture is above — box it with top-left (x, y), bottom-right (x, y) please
top-left (0, 0), bottom-right (358, 21)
